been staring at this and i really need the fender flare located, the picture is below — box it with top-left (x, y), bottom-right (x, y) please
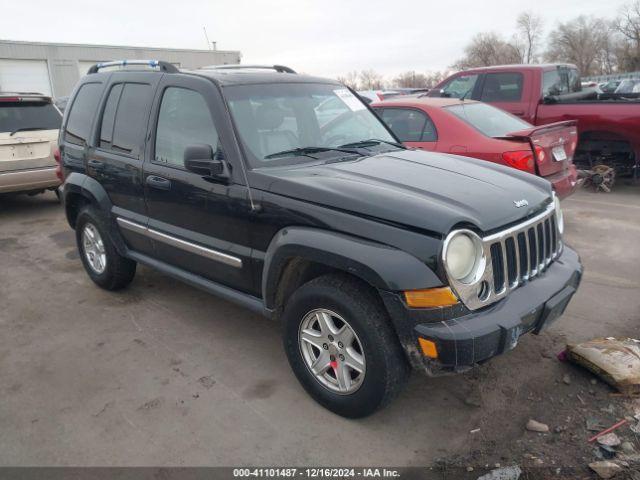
top-left (262, 227), bottom-right (442, 310)
top-left (63, 172), bottom-right (127, 255)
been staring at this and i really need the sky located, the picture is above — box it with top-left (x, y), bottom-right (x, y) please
top-left (1, 0), bottom-right (625, 79)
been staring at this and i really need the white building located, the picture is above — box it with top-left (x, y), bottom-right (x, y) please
top-left (0, 39), bottom-right (241, 98)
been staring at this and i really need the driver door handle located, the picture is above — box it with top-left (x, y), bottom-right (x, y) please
top-left (146, 175), bottom-right (171, 191)
top-left (87, 159), bottom-right (104, 170)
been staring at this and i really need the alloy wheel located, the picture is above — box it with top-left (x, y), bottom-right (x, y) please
top-left (82, 223), bottom-right (107, 274)
top-left (298, 308), bottom-right (366, 394)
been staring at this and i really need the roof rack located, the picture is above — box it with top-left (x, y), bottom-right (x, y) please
top-left (201, 64), bottom-right (296, 74)
top-left (87, 60), bottom-right (179, 74)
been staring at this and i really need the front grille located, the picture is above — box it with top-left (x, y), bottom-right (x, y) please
top-left (444, 201), bottom-right (562, 311)
top-left (489, 210), bottom-right (561, 294)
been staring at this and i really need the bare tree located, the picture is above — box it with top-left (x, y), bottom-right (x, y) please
top-left (424, 71), bottom-right (449, 88)
top-left (393, 71), bottom-right (428, 88)
top-left (359, 69), bottom-right (385, 90)
top-left (453, 32), bottom-right (522, 69)
top-left (545, 16), bottom-right (611, 75)
top-left (516, 11), bottom-right (544, 63)
top-left (616, 1), bottom-right (640, 70)
top-left (336, 70), bottom-right (360, 90)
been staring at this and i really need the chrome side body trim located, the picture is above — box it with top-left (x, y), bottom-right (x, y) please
top-left (116, 217), bottom-right (243, 268)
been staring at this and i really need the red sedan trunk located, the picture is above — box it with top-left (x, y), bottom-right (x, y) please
top-left (372, 97), bottom-right (578, 199)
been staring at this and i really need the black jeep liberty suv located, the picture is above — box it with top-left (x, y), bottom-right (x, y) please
top-left (59, 61), bottom-right (582, 418)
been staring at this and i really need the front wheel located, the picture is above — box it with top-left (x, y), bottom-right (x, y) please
top-left (282, 274), bottom-right (409, 418)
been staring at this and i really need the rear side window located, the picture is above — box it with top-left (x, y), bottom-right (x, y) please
top-left (154, 87), bottom-right (219, 168)
top-left (111, 83), bottom-right (152, 156)
top-left (480, 73), bottom-right (523, 102)
top-left (65, 83), bottom-right (102, 145)
top-left (445, 102), bottom-right (530, 137)
top-left (440, 74), bottom-right (479, 99)
top-left (377, 108), bottom-right (437, 142)
top-left (0, 101), bottom-right (61, 134)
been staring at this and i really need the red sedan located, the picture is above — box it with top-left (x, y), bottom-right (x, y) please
top-left (371, 97), bottom-right (579, 198)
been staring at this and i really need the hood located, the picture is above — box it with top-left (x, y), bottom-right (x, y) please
top-left (254, 149), bottom-right (553, 236)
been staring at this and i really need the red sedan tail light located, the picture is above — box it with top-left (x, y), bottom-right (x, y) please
top-left (502, 150), bottom-right (535, 173)
top-left (54, 147), bottom-right (64, 182)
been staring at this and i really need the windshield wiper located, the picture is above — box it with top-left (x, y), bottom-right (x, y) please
top-left (264, 146), bottom-right (362, 160)
top-left (338, 139), bottom-right (405, 149)
top-left (9, 127), bottom-right (48, 136)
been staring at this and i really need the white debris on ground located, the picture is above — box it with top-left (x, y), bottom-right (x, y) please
top-left (567, 338), bottom-right (640, 395)
top-left (588, 460), bottom-right (623, 479)
top-left (476, 465), bottom-right (522, 480)
top-left (525, 419), bottom-right (550, 433)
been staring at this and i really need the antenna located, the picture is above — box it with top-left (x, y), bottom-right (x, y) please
top-left (203, 27), bottom-right (211, 51)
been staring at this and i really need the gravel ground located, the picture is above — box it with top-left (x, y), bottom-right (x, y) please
top-left (0, 185), bottom-right (638, 477)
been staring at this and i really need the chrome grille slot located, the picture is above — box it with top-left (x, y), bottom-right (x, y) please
top-left (490, 243), bottom-right (505, 293)
top-left (444, 201), bottom-right (563, 311)
top-left (517, 232), bottom-right (528, 280)
top-left (505, 237), bottom-right (518, 287)
top-left (527, 227), bottom-right (537, 276)
top-left (536, 223), bottom-right (545, 270)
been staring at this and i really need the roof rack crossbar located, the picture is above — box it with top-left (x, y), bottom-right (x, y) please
top-left (87, 60), bottom-right (179, 74)
top-left (202, 64), bottom-right (296, 74)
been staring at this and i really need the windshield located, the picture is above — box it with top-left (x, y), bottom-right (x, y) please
top-left (445, 102), bottom-right (531, 137)
top-left (225, 83), bottom-right (398, 167)
top-left (0, 101), bottom-right (62, 134)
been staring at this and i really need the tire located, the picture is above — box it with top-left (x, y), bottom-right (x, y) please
top-left (75, 206), bottom-right (136, 290)
top-left (282, 273), bottom-right (409, 418)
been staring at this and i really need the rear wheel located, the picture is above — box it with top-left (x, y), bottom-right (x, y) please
top-left (282, 274), bottom-right (409, 418)
top-left (75, 206), bottom-right (136, 290)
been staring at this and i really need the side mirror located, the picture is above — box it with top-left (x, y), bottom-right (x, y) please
top-left (184, 144), bottom-right (230, 181)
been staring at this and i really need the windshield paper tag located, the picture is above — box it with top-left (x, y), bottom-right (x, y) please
top-left (334, 88), bottom-right (366, 112)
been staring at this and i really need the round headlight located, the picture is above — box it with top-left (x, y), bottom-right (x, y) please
top-left (445, 232), bottom-right (483, 282)
top-left (554, 195), bottom-right (564, 234)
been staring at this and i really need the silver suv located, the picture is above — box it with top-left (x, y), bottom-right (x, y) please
top-left (0, 92), bottom-right (62, 195)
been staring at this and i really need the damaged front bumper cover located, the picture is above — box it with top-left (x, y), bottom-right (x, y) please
top-left (382, 246), bottom-right (583, 375)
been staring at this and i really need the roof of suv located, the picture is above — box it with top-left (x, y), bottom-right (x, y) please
top-left (186, 68), bottom-right (340, 87)
top-left (82, 63), bottom-right (340, 88)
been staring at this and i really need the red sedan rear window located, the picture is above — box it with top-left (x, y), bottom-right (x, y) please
top-left (445, 102), bottom-right (530, 137)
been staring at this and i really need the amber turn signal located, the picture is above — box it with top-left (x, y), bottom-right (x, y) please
top-left (418, 338), bottom-right (438, 359)
top-left (403, 287), bottom-right (458, 308)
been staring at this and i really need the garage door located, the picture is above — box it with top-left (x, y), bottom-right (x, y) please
top-left (0, 59), bottom-right (52, 96)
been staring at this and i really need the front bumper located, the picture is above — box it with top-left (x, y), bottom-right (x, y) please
top-left (0, 167), bottom-right (60, 193)
top-left (382, 246), bottom-right (582, 375)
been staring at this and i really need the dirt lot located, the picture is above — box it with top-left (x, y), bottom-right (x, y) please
top-left (0, 185), bottom-right (639, 477)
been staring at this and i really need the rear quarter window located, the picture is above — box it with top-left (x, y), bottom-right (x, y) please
top-left (65, 83), bottom-right (103, 145)
top-left (0, 101), bottom-right (61, 134)
top-left (445, 102), bottom-right (530, 137)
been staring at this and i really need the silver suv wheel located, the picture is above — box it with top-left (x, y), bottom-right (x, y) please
top-left (298, 308), bottom-right (366, 394)
top-left (82, 223), bottom-right (107, 274)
